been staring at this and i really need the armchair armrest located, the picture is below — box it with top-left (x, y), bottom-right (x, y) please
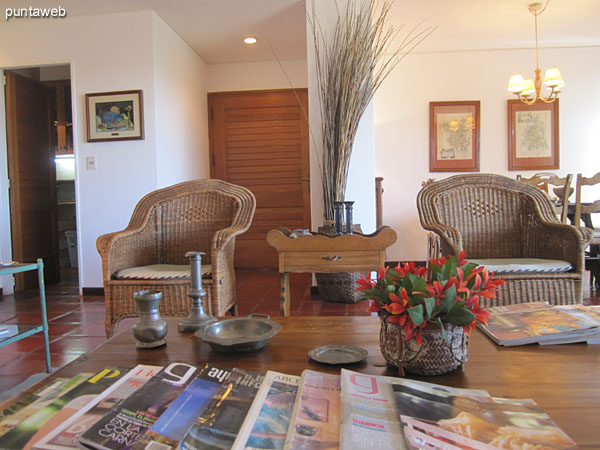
top-left (421, 223), bottom-right (464, 256)
top-left (524, 214), bottom-right (592, 271)
top-left (96, 207), bottom-right (160, 279)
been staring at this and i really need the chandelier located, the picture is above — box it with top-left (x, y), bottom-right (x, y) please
top-left (507, 1), bottom-right (564, 105)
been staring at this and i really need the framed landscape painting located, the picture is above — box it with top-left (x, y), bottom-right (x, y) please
top-left (85, 90), bottom-right (144, 142)
top-left (429, 101), bottom-right (480, 172)
top-left (508, 99), bottom-right (559, 171)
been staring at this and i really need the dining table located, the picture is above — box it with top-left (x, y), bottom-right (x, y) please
top-left (5, 316), bottom-right (600, 448)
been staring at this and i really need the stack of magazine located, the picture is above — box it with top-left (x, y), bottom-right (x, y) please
top-left (478, 302), bottom-right (600, 346)
top-left (0, 362), bottom-right (579, 449)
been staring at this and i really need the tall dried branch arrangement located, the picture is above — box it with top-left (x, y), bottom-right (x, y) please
top-left (310, 0), bottom-right (435, 221)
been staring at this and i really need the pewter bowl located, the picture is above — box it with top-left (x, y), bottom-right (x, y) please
top-left (195, 314), bottom-right (281, 352)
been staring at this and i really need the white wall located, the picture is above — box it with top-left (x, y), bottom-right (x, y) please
top-left (152, 15), bottom-right (210, 186)
top-left (207, 60), bottom-right (307, 92)
top-left (0, 11), bottom-right (209, 289)
top-left (375, 46), bottom-right (600, 262)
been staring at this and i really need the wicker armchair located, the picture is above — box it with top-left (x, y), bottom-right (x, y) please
top-left (417, 174), bottom-right (592, 306)
top-left (97, 179), bottom-right (256, 337)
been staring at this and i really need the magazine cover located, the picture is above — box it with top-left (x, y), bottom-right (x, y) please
top-left (132, 364), bottom-right (231, 450)
top-left (478, 302), bottom-right (600, 346)
top-left (283, 370), bottom-right (341, 450)
top-left (339, 369), bottom-right (407, 450)
top-left (0, 377), bottom-right (74, 435)
top-left (79, 362), bottom-right (202, 450)
top-left (539, 305), bottom-right (600, 345)
top-left (231, 370), bottom-right (300, 450)
top-left (0, 368), bottom-right (127, 450)
top-left (392, 380), bottom-right (577, 449)
top-left (180, 368), bottom-right (264, 450)
top-left (33, 365), bottom-right (162, 450)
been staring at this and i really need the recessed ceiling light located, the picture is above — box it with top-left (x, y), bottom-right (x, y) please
top-left (243, 36), bottom-right (257, 44)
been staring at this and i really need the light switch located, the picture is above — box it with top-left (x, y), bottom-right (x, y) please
top-left (86, 156), bottom-right (96, 170)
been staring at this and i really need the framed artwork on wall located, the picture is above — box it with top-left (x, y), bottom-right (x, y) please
top-left (429, 101), bottom-right (480, 172)
top-left (85, 90), bottom-right (144, 142)
top-left (507, 99), bottom-right (559, 171)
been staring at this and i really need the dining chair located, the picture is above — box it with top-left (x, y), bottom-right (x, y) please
top-left (517, 173), bottom-right (573, 223)
top-left (574, 172), bottom-right (600, 289)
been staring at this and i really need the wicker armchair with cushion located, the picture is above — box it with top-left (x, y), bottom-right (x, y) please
top-left (417, 174), bottom-right (592, 306)
top-left (97, 179), bottom-right (256, 337)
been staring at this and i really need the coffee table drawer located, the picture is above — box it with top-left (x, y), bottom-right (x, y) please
top-left (281, 251), bottom-right (381, 273)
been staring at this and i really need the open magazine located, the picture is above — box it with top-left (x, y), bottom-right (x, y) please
top-left (339, 369), bottom-right (491, 450)
top-left (395, 388), bottom-right (577, 449)
top-left (478, 302), bottom-right (600, 346)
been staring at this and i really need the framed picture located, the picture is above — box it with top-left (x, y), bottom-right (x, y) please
top-left (507, 99), bottom-right (558, 170)
top-left (429, 101), bottom-right (480, 172)
top-left (85, 90), bottom-right (144, 142)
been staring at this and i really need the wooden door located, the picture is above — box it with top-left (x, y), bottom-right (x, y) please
top-left (209, 89), bottom-right (310, 268)
top-left (5, 70), bottom-right (60, 289)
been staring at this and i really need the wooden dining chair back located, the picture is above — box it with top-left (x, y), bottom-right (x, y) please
top-left (574, 173), bottom-right (600, 231)
top-left (517, 173), bottom-right (573, 223)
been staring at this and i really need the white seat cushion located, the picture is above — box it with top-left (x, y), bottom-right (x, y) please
top-left (469, 258), bottom-right (572, 274)
top-left (114, 264), bottom-right (211, 280)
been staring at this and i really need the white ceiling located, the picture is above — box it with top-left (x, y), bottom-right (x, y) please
top-left (1, 0), bottom-right (599, 64)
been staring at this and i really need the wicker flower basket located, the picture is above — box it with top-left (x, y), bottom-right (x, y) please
top-left (379, 315), bottom-right (469, 376)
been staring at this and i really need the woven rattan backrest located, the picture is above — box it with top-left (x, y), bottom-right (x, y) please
top-left (128, 179), bottom-right (254, 264)
top-left (417, 174), bottom-right (558, 259)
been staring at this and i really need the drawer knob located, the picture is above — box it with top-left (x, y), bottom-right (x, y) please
top-left (322, 255), bottom-right (341, 261)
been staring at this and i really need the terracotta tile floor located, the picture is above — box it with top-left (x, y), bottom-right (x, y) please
top-left (0, 267), bottom-right (598, 392)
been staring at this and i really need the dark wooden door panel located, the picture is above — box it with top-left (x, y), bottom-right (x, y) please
top-left (5, 70), bottom-right (60, 289)
top-left (209, 89), bottom-right (310, 268)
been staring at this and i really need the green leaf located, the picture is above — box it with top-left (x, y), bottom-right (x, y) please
top-left (442, 255), bottom-right (458, 279)
top-left (443, 302), bottom-right (476, 326)
top-left (408, 305), bottom-right (425, 326)
top-left (441, 284), bottom-right (457, 313)
top-left (424, 297), bottom-right (436, 319)
top-left (461, 262), bottom-right (478, 278)
top-left (412, 276), bottom-right (428, 294)
top-left (436, 317), bottom-right (448, 341)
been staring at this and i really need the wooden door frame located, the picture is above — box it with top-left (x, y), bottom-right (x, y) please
top-left (0, 69), bottom-right (14, 293)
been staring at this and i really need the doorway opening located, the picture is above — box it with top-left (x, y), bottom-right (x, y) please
top-left (2, 64), bottom-right (78, 291)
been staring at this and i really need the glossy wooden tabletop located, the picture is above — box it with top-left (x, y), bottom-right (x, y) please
top-left (37, 316), bottom-right (600, 448)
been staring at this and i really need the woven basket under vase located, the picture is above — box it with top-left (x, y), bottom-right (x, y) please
top-left (379, 315), bottom-right (469, 376)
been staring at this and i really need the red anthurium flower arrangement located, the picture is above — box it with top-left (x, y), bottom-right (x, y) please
top-left (357, 251), bottom-right (504, 346)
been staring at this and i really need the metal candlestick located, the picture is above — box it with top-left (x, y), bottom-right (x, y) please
top-left (178, 251), bottom-right (217, 332)
top-left (344, 201), bottom-right (354, 234)
top-left (333, 201), bottom-right (344, 235)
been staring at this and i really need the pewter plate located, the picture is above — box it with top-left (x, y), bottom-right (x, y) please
top-left (308, 345), bottom-right (368, 365)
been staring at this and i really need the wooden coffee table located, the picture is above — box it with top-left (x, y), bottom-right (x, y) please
top-left (267, 226), bottom-right (397, 315)
top-left (13, 316), bottom-right (600, 447)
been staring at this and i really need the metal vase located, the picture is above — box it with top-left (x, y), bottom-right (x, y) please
top-left (344, 201), bottom-right (354, 234)
top-left (333, 201), bottom-right (344, 235)
top-left (178, 251), bottom-right (217, 332)
top-left (133, 289), bottom-right (168, 348)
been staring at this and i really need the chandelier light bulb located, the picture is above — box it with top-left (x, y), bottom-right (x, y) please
top-left (506, 1), bottom-right (562, 104)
